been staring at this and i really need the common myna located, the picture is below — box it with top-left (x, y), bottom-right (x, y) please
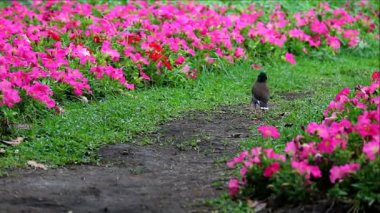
top-left (251, 72), bottom-right (269, 110)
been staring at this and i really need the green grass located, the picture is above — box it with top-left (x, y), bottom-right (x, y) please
top-left (0, 50), bottom-right (378, 172)
top-left (241, 52), bottom-right (378, 150)
top-left (0, 60), bottom-right (254, 169)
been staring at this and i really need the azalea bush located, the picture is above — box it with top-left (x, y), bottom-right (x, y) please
top-left (227, 72), bottom-right (380, 210)
top-left (0, 0), bottom-right (379, 133)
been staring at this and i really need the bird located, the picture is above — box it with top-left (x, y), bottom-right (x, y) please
top-left (251, 72), bottom-right (270, 111)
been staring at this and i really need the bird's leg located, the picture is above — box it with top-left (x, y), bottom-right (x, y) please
top-left (250, 98), bottom-right (257, 111)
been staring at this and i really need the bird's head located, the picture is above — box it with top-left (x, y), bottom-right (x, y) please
top-left (257, 72), bottom-right (267, 83)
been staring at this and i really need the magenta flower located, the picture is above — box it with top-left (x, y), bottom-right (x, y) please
top-left (251, 147), bottom-right (262, 156)
top-left (139, 71), bottom-right (151, 81)
top-left (327, 36), bottom-right (341, 49)
top-left (329, 163), bottom-right (360, 183)
top-left (310, 20), bottom-right (328, 34)
top-left (291, 160), bottom-right (321, 179)
top-left (240, 166), bottom-right (248, 177)
top-left (263, 162), bottom-right (281, 178)
top-left (257, 125), bottom-right (280, 139)
top-left (363, 140), bottom-right (379, 160)
top-left (355, 112), bottom-right (379, 137)
top-left (285, 141), bottom-right (297, 155)
top-left (101, 41), bottom-right (120, 62)
top-left (288, 28), bottom-right (309, 41)
top-left (205, 54), bottom-right (214, 64)
top-left (226, 150), bottom-right (249, 169)
top-left (0, 80), bottom-right (21, 107)
top-left (234, 47), bottom-right (246, 59)
top-left (125, 83), bottom-right (135, 90)
top-left (317, 138), bottom-right (340, 154)
top-left (343, 29), bottom-right (359, 39)
top-left (264, 148), bottom-right (286, 161)
top-left (228, 178), bottom-right (240, 198)
top-left (23, 82), bottom-right (55, 108)
top-left (285, 52), bottom-right (296, 64)
top-left (175, 56), bottom-right (185, 65)
top-left (298, 142), bottom-right (317, 159)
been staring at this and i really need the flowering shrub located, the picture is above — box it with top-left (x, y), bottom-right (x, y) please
top-left (0, 0), bottom-right (378, 133)
top-left (227, 73), bottom-right (380, 209)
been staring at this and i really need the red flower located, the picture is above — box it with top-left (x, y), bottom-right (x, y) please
top-left (126, 34), bottom-right (141, 44)
top-left (149, 42), bottom-right (163, 52)
top-left (371, 71), bottom-right (380, 82)
top-left (93, 35), bottom-right (103, 43)
top-left (147, 51), bottom-right (162, 61)
top-left (163, 60), bottom-right (172, 70)
top-left (48, 30), bottom-right (60, 41)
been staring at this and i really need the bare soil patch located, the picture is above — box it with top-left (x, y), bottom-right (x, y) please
top-left (279, 91), bottom-right (313, 100)
top-left (0, 105), bottom-right (257, 213)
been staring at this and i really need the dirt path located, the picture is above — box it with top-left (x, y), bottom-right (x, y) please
top-left (0, 105), bottom-right (257, 213)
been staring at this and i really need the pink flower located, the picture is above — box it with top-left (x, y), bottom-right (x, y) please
top-left (348, 37), bottom-right (360, 47)
top-left (139, 71), bottom-right (151, 81)
top-left (205, 54), bottom-right (214, 64)
top-left (335, 87), bottom-right (350, 101)
top-left (291, 160), bottom-right (322, 179)
top-left (264, 148), bottom-right (286, 161)
top-left (285, 52), bottom-right (296, 64)
top-left (240, 166), bottom-right (248, 177)
top-left (226, 151), bottom-right (249, 169)
top-left (251, 147), bottom-right (262, 156)
top-left (327, 36), bottom-right (341, 49)
top-left (226, 160), bottom-right (236, 169)
top-left (288, 28), bottom-right (309, 41)
top-left (343, 29), bottom-right (359, 39)
top-left (101, 41), bottom-right (120, 62)
top-left (320, 2), bottom-right (331, 11)
top-left (234, 47), bottom-right (246, 59)
top-left (0, 80), bottom-right (21, 107)
top-left (182, 65), bottom-right (190, 73)
top-left (309, 35), bottom-right (321, 47)
top-left (329, 163), bottom-right (360, 183)
top-left (363, 141), bottom-right (379, 160)
top-left (285, 141), bottom-right (297, 155)
top-left (317, 139), bottom-right (340, 154)
top-left (263, 162), bottom-right (281, 178)
top-left (125, 83), bottom-right (135, 90)
top-left (306, 122), bottom-right (329, 139)
top-left (69, 44), bottom-right (96, 64)
top-left (355, 112), bottom-right (380, 137)
top-left (23, 82), bottom-right (55, 108)
top-left (310, 20), bottom-right (328, 34)
top-left (228, 178), bottom-right (240, 198)
top-left (298, 142), bottom-right (318, 159)
top-left (257, 125), bottom-right (280, 139)
top-left (175, 56), bottom-right (185, 65)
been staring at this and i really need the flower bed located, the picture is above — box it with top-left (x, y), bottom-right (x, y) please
top-left (227, 73), bottom-right (380, 210)
top-left (0, 1), bottom-right (378, 108)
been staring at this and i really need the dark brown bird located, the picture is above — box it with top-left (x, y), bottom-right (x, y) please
top-left (251, 72), bottom-right (269, 110)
